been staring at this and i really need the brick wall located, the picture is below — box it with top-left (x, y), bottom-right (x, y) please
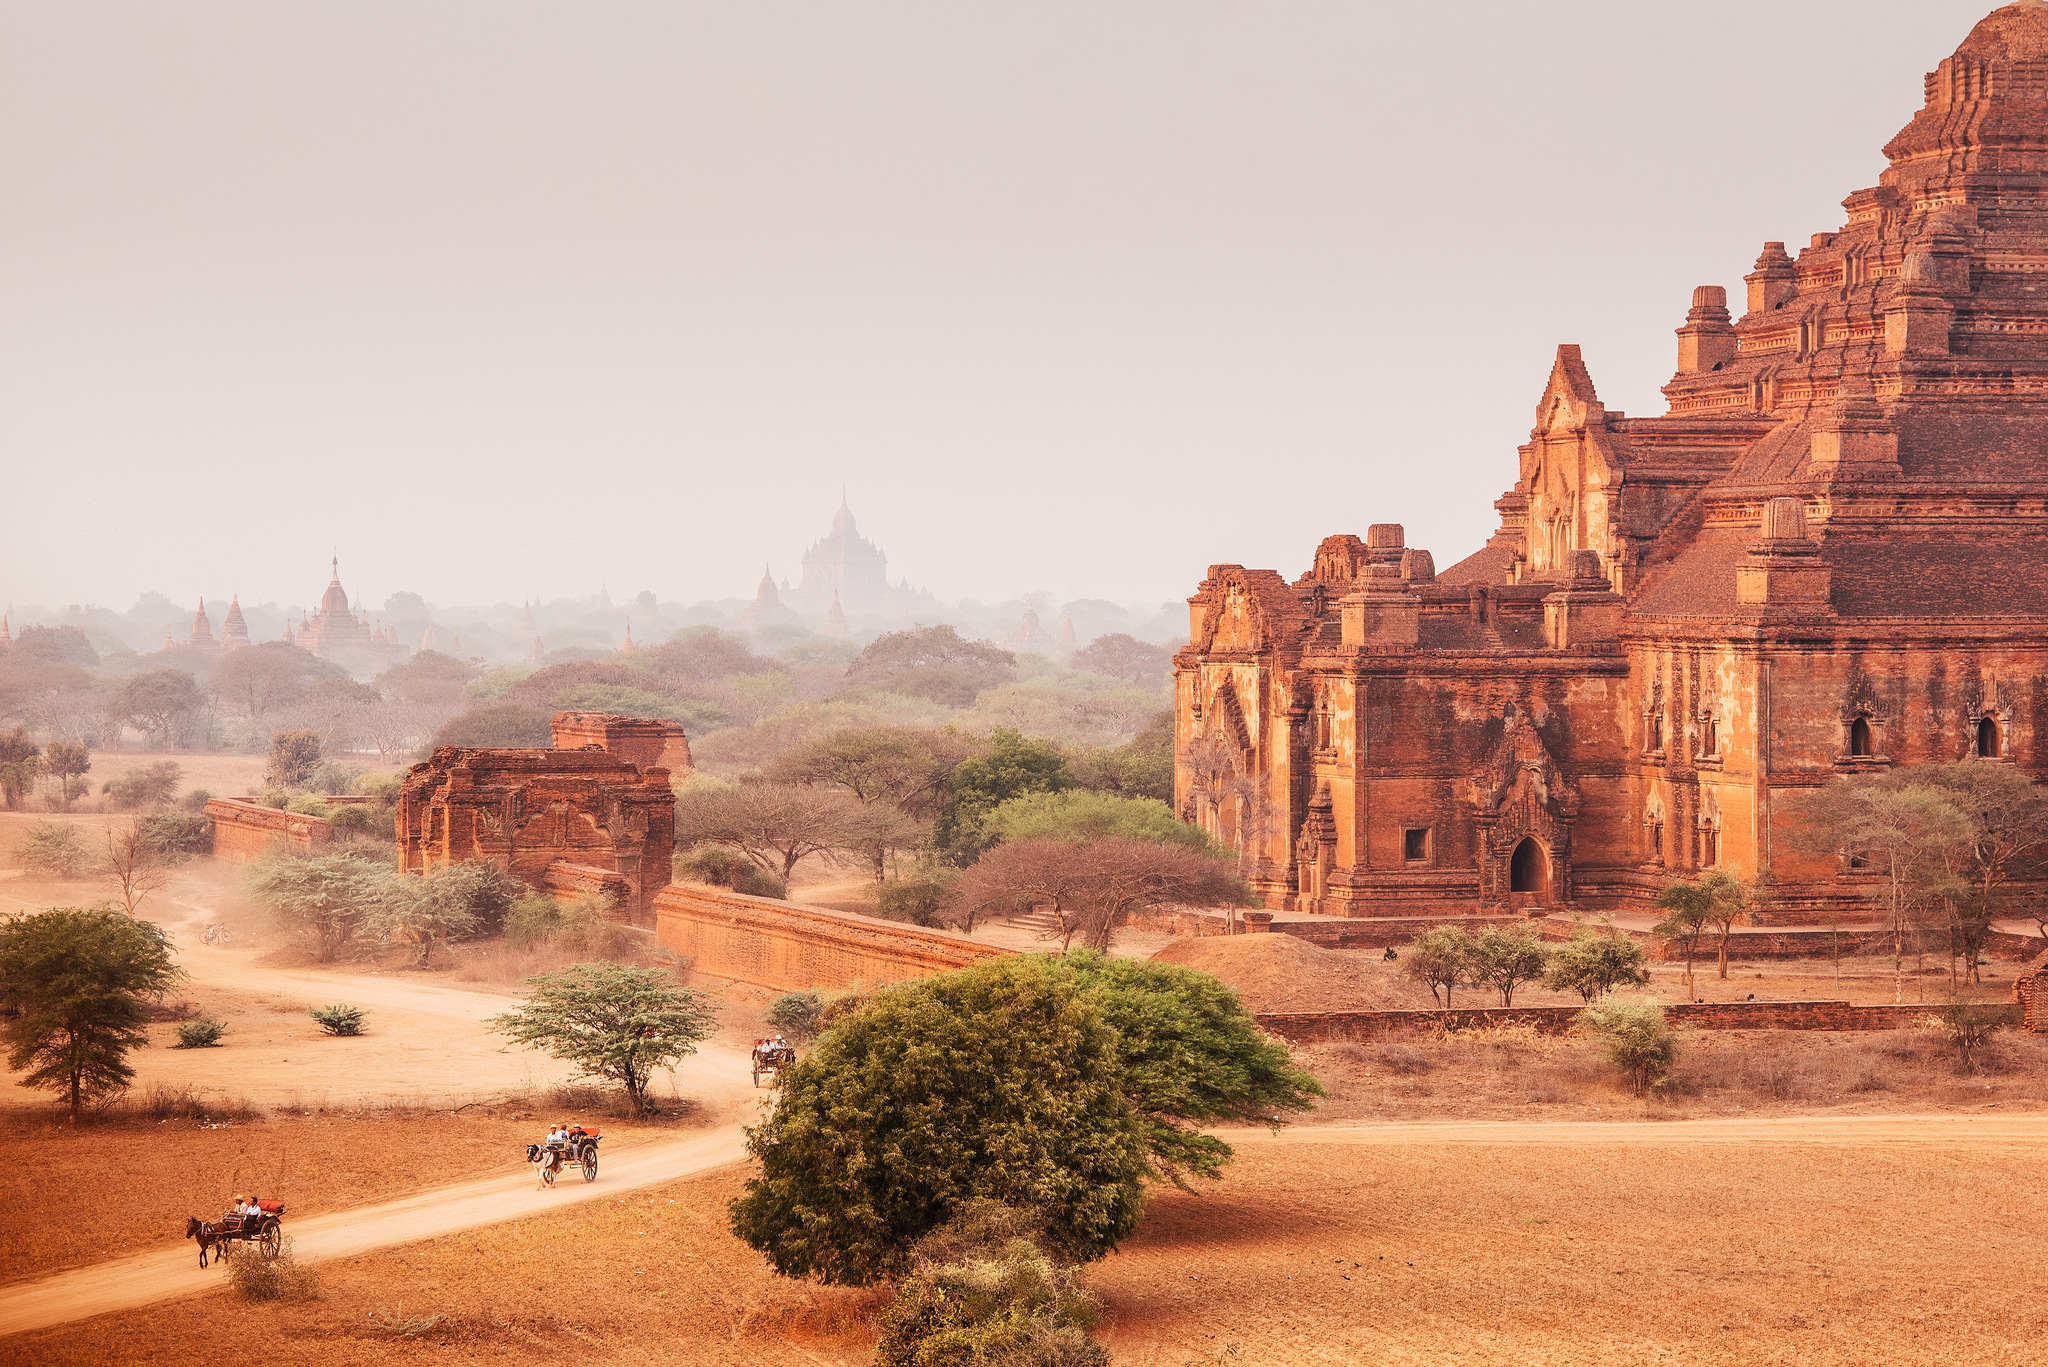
top-left (654, 884), bottom-right (1013, 991)
top-left (204, 798), bottom-right (330, 863)
top-left (542, 860), bottom-right (633, 911)
top-left (2015, 950), bottom-right (2048, 1032)
top-left (1255, 999), bottom-right (2023, 1044)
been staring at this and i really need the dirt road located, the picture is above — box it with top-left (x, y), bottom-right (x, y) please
top-left (4, 888), bottom-right (761, 1111)
top-left (7, 1110), bottom-right (2038, 1343)
top-left (0, 1122), bottom-right (749, 1338)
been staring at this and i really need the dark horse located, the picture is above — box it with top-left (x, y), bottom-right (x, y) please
top-left (185, 1216), bottom-right (229, 1268)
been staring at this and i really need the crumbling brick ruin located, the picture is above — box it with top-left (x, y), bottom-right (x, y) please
top-left (397, 711), bottom-right (683, 926)
top-left (1176, 4), bottom-right (2048, 929)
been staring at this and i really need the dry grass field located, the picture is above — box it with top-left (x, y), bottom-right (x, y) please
top-left (9, 1116), bottom-right (2042, 1366)
top-left (1155, 930), bottom-right (2037, 1015)
top-left (1300, 1022), bottom-right (2048, 1124)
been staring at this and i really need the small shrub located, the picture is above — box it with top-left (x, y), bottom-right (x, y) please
top-left (329, 804), bottom-right (376, 836)
top-left (1577, 996), bottom-right (1679, 1095)
top-left (179, 788), bottom-right (213, 814)
top-left (765, 990), bottom-right (825, 1044)
top-left (310, 1004), bottom-right (368, 1037)
top-left (1930, 1001), bottom-right (2008, 1072)
top-left (354, 773), bottom-right (404, 805)
top-left (229, 1235), bottom-right (320, 1302)
top-left (285, 794), bottom-right (331, 817)
top-left (15, 821), bottom-right (94, 877)
top-left (174, 1018), bottom-right (227, 1048)
top-left (369, 1300), bottom-right (444, 1337)
top-left (555, 895), bottom-right (632, 958)
top-left (875, 1202), bottom-right (1107, 1367)
top-left (1377, 1043), bottom-right (1434, 1076)
top-left (504, 892), bottom-right (562, 950)
top-left (874, 878), bottom-right (948, 928)
top-left (138, 811), bottom-right (213, 860)
top-left (674, 845), bottom-right (787, 900)
top-left (504, 892), bottom-right (629, 957)
top-left (307, 761), bottom-right (364, 795)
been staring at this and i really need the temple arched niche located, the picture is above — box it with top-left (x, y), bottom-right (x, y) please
top-left (1509, 838), bottom-right (1549, 898)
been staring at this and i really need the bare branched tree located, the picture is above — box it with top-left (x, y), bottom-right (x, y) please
top-left (103, 820), bottom-right (170, 915)
top-left (675, 782), bottom-right (924, 881)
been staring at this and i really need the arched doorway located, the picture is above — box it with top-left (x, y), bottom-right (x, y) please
top-left (1508, 838), bottom-right (1548, 905)
top-left (1849, 717), bottom-right (1873, 757)
top-left (1978, 716), bottom-right (2002, 759)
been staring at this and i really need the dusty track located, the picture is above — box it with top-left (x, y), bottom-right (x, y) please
top-left (0, 1123), bottom-right (748, 1338)
top-left (5, 1110), bottom-right (2037, 1342)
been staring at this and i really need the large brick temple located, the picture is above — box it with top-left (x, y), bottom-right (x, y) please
top-left (1175, 3), bottom-right (2048, 924)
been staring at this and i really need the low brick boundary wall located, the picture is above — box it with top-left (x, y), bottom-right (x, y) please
top-left (1255, 999), bottom-right (2024, 1044)
top-left (204, 797), bottom-right (329, 863)
top-left (654, 884), bottom-right (1013, 991)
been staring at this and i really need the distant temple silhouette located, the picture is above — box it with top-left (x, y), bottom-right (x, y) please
top-left (787, 495), bottom-right (937, 619)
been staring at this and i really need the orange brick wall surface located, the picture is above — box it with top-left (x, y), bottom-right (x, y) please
top-left (654, 884), bottom-right (1012, 991)
top-left (204, 797), bottom-right (332, 863)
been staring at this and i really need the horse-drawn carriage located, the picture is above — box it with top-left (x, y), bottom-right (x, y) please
top-left (185, 1200), bottom-right (284, 1267)
top-left (751, 1037), bottom-right (796, 1087)
top-left (525, 1128), bottom-right (601, 1186)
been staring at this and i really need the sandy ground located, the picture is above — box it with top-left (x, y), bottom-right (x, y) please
top-left (0, 1125), bottom-right (748, 1338)
top-left (6, 835), bottom-right (2046, 1360)
top-left (5, 1113), bottom-right (2042, 1364)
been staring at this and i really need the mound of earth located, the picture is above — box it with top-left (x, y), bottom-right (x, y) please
top-left (1149, 932), bottom-right (1423, 1014)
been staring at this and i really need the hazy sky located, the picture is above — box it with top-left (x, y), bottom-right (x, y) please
top-left (0, 1), bottom-right (2002, 614)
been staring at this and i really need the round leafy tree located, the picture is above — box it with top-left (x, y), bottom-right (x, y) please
top-left (729, 956), bottom-right (1148, 1285)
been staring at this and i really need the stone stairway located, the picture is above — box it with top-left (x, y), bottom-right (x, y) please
top-left (1006, 908), bottom-right (1064, 937)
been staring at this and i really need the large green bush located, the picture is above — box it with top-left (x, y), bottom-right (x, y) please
top-left (729, 957), bottom-right (1149, 1285)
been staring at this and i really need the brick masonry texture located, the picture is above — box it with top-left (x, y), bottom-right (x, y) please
top-left (1256, 1000), bottom-right (2024, 1044)
top-left (396, 711), bottom-right (678, 927)
top-left (2016, 948), bottom-right (2048, 1031)
top-left (654, 884), bottom-right (1012, 991)
top-left (1176, 4), bottom-right (2048, 931)
top-left (204, 797), bottom-right (332, 863)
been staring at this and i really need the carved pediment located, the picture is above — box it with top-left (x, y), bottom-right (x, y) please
top-left (1471, 709), bottom-right (1579, 820)
top-left (1842, 673), bottom-right (1888, 721)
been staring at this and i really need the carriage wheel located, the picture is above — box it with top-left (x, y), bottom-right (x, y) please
top-left (259, 1224), bottom-right (282, 1260)
top-left (582, 1151), bottom-right (598, 1182)
top-left (751, 1065), bottom-right (762, 1087)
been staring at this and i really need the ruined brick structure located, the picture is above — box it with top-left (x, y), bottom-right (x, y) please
top-left (549, 711), bottom-right (694, 777)
top-left (397, 711), bottom-right (680, 926)
top-left (1177, 5), bottom-right (2048, 926)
